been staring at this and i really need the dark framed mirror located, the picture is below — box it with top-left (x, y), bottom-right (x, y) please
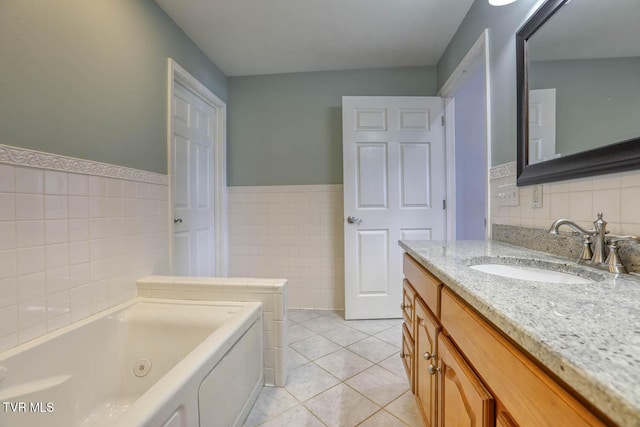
top-left (516, 0), bottom-right (640, 186)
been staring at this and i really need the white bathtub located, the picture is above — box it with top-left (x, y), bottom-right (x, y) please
top-left (0, 298), bottom-right (263, 427)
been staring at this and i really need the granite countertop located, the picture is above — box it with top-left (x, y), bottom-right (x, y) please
top-left (399, 240), bottom-right (640, 427)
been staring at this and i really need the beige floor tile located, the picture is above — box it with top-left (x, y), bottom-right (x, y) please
top-left (346, 365), bottom-right (408, 406)
top-left (315, 310), bottom-right (345, 321)
top-left (314, 348), bottom-right (373, 380)
top-left (246, 309), bottom-right (417, 427)
top-left (288, 323), bottom-right (317, 344)
top-left (257, 405), bottom-right (325, 427)
top-left (385, 391), bottom-right (424, 427)
top-left (244, 387), bottom-right (299, 426)
top-left (289, 309), bottom-right (323, 323)
top-left (374, 324), bottom-right (403, 347)
top-left (321, 325), bottom-right (368, 347)
top-left (287, 347), bottom-right (310, 372)
top-left (346, 319), bottom-right (396, 335)
top-left (382, 318), bottom-right (404, 327)
top-left (305, 384), bottom-right (380, 427)
top-left (377, 352), bottom-right (406, 379)
top-left (285, 362), bottom-right (340, 401)
top-left (290, 334), bottom-right (341, 360)
top-left (300, 316), bottom-right (345, 333)
top-left (347, 336), bottom-right (400, 363)
top-left (357, 410), bottom-right (410, 427)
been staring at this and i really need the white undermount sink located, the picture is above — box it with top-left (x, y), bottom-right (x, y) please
top-left (469, 264), bottom-right (594, 284)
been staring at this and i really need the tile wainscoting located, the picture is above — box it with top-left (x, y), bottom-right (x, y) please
top-left (0, 144), bottom-right (169, 352)
top-left (490, 161), bottom-right (640, 235)
top-left (490, 162), bottom-right (640, 271)
top-left (228, 185), bottom-right (345, 310)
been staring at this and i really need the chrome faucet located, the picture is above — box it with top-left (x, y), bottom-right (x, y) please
top-left (549, 213), bottom-right (640, 274)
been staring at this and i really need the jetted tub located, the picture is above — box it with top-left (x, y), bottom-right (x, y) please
top-left (0, 298), bottom-right (263, 427)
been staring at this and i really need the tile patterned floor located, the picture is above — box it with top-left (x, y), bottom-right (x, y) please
top-left (244, 309), bottom-right (424, 427)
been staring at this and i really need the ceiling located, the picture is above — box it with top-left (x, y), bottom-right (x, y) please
top-left (153, 0), bottom-right (475, 76)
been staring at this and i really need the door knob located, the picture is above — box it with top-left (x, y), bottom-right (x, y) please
top-left (346, 216), bottom-right (362, 224)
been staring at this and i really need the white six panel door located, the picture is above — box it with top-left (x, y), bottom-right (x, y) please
top-left (343, 96), bottom-right (446, 319)
top-left (529, 88), bottom-right (557, 164)
top-left (172, 82), bottom-right (216, 276)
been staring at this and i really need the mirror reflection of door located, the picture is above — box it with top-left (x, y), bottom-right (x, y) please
top-left (528, 88), bottom-right (557, 164)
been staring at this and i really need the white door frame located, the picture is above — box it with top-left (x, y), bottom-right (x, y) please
top-left (167, 58), bottom-right (228, 275)
top-left (438, 29), bottom-right (492, 239)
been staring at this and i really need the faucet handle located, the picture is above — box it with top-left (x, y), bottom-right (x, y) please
top-left (607, 234), bottom-right (640, 244)
top-left (578, 235), bottom-right (593, 261)
top-left (604, 235), bottom-right (640, 274)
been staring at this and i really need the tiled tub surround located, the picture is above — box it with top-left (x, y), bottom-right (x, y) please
top-left (137, 275), bottom-right (288, 387)
top-left (228, 185), bottom-right (345, 310)
top-left (400, 239), bottom-right (640, 427)
top-left (0, 152), bottom-right (169, 353)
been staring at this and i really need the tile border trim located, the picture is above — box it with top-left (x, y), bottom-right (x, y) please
top-left (489, 161), bottom-right (516, 180)
top-left (0, 143), bottom-right (168, 185)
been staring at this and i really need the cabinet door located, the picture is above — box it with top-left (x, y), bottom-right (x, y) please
top-left (496, 412), bottom-right (519, 427)
top-left (402, 279), bottom-right (416, 334)
top-left (440, 288), bottom-right (606, 426)
top-left (402, 323), bottom-right (415, 392)
top-left (415, 298), bottom-right (440, 427)
top-left (438, 333), bottom-right (494, 427)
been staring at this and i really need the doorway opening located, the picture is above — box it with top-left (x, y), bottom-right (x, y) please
top-left (167, 59), bottom-right (228, 276)
top-left (440, 30), bottom-right (492, 240)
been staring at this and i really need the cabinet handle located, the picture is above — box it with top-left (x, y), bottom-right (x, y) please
top-left (423, 351), bottom-right (434, 360)
top-left (399, 352), bottom-right (411, 359)
top-left (428, 364), bottom-right (441, 375)
top-left (400, 303), bottom-right (411, 310)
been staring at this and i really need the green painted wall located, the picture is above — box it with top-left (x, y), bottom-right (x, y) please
top-left (530, 57), bottom-right (640, 156)
top-left (227, 67), bottom-right (437, 186)
top-left (436, 0), bottom-right (545, 166)
top-left (0, 0), bottom-right (227, 174)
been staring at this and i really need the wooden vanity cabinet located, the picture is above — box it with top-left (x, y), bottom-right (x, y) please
top-left (438, 332), bottom-right (494, 427)
top-left (402, 279), bottom-right (416, 332)
top-left (414, 298), bottom-right (440, 427)
top-left (401, 323), bottom-right (415, 392)
top-left (401, 280), bottom-right (416, 392)
top-left (440, 287), bottom-right (605, 426)
top-left (496, 412), bottom-right (519, 427)
top-left (402, 252), bottom-right (609, 427)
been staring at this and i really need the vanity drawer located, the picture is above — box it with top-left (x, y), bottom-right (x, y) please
top-left (440, 288), bottom-right (606, 427)
top-left (403, 254), bottom-right (442, 318)
top-left (401, 323), bottom-right (415, 393)
top-left (402, 279), bottom-right (416, 335)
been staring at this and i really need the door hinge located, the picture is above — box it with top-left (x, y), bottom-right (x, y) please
top-left (441, 116), bottom-right (445, 126)
top-left (443, 200), bottom-right (446, 210)
top-left (484, 218), bottom-right (487, 228)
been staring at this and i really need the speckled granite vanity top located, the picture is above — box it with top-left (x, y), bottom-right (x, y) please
top-left (399, 240), bottom-right (640, 427)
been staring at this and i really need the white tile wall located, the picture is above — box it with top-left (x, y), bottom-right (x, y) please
top-left (228, 185), bottom-right (344, 310)
top-left (0, 163), bottom-right (169, 352)
top-left (491, 162), bottom-right (640, 235)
